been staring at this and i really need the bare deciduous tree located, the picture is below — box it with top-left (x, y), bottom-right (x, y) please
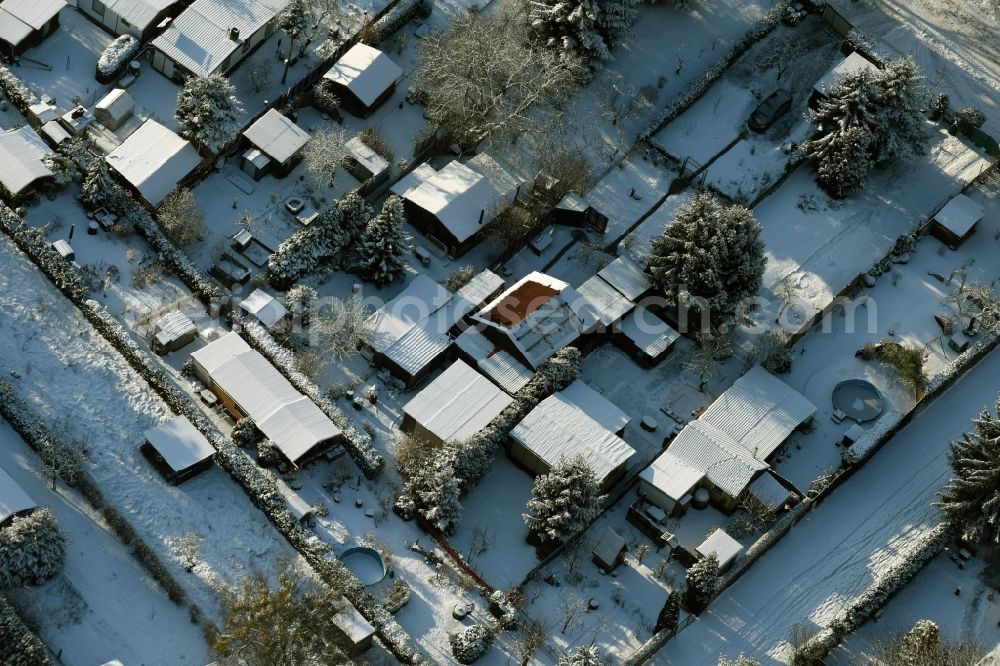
top-left (558, 591), bottom-right (588, 634)
top-left (157, 187), bottom-right (204, 247)
top-left (302, 126), bottom-right (350, 187)
top-left (413, 3), bottom-right (582, 151)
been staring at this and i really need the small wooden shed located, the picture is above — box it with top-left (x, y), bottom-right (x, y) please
top-left (332, 602), bottom-right (375, 656)
top-left (592, 526), bottom-right (627, 573)
top-left (930, 193), bottom-right (985, 247)
top-left (152, 310), bottom-right (197, 354)
top-left (141, 415), bottom-right (215, 484)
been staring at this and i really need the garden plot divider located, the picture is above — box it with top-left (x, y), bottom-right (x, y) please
top-left (1, 593), bottom-right (50, 666)
top-left (0, 205), bottom-right (425, 665)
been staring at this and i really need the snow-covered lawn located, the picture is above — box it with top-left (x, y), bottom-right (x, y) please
top-left (0, 423), bottom-right (209, 666)
top-left (0, 235), bottom-right (299, 625)
top-left (655, 345), bottom-right (1000, 664)
top-left (758, 128), bottom-right (989, 316)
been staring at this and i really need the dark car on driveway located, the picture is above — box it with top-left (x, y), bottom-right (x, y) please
top-left (748, 89), bottom-right (792, 132)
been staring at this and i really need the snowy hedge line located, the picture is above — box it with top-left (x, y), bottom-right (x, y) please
top-left (0, 595), bottom-right (50, 666)
top-left (0, 205), bottom-right (422, 663)
top-left (0, 64), bottom-right (37, 113)
top-left (233, 314), bottom-right (385, 478)
top-left (640, 2), bottom-right (794, 142)
top-left (0, 380), bottom-right (195, 610)
top-left (797, 522), bottom-right (953, 662)
top-left (365, 0), bottom-right (431, 45)
top-left (96, 35), bottom-right (140, 82)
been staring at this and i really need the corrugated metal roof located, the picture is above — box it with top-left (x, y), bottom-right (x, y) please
top-left (620, 306), bottom-right (678, 358)
top-left (107, 0), bottom-right (173, 30)
top-left (105, 120), bottom-right (200, 205)
top-left (0, 9), bottom-right (32, 46)
top-left (390, 163), bottom-right (436, 198)
top-left (455, 269), bottom-right (504, 310)
top-left (700, 366), bottom-right (816, 461)
top-left (368, 276), bottom-right (457, 377)
top-left (152, 0), bottom-right (289, 77)
top-left (143, 415), bottom-right (214, 472)
top-left (598, 255), bottom-right (650, 301)
top-left (240, 288), bottom-right (288, 328)
top-left (697, 528), bottom-right (742, 569)
top-left (213, 351), bottom-right (301, 419)
top-left (403, 359), bottom-right (512, 443)
top-left (257, 395), bottom-right (342, 465)
top-left (243, 109), bottom-right (310, 164)
top-left (0, 0), bottom-right (64, 30)
top-left (559, 380), bottom-right (630, 432)
top-left (0, 465), bottom-right (35, 524)
top-left (454, 326), bottom-right (492, 362)
top-left (478, 350), bottom-right (532, 395)
top-left (639, 451), bottom-right (702, 501)
top-left (190, 331), bottom-right (252, 376)
top-left (662, 420), bottom-right (768, 498)
top-left (576, 274), bottom-right (635, 327)
top-left (0, 126), bottom-right (51, 195)
top-left (154, 310), bottom-right (196, 341)
top-left (384, 317), bottom-right (451, 376)
top-left (511, 386), bottom-right (636, 485)
top-left (324, 43), bottom-right (401, 108)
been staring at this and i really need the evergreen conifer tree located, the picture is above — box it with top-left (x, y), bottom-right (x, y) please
top-left (523, 455), bottom-right (605, 545)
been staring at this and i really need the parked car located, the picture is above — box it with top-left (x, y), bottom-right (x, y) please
top-left (748, 89), bottom-right (792, 132)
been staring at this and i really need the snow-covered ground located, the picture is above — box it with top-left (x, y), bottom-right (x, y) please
top-left (654, 345), bottom-right (1000, 664)
top-left (0, 235), bottom-right (299, 628)
top-left (0, 423), bottom-right (209, 666)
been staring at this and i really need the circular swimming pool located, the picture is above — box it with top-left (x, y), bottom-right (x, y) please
top-left (341, 547), bottom-right (387, 586)
top-left (832, 379), bottom-right (884, 423)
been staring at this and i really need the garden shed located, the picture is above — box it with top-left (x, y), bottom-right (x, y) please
top-left (95, 88), bottom-right (135, 131)
top-left (78, 0), bottom-right (177, 40)
top-left (598, 255), bottom-right (652, 302)
top-left (402, 359), bottom-right (513, 447)
top-left (0, 126), bottom-right (53, 201)
top-left (929, 192), bottom-right (985, 247)
top-left (343, 135), bottom-right (389, 193)
top-left (615, 306), bottom-right (679, 366)
top-left (696, 528), bottom-right (743, 572)
top-left (592, 526), bottom-right (627, 573)
top-left (810, 51), bottom-right (879, 108)
top-left (105, 119), bottom-right (201, 206)
top-left (0, 0), bottom-right (65, 57)
top-left (323, 43), bottom-right (402, 117)
top-left (152, 310), bottom-right (197, 354)
top-left (332, 602), bottom-right (375, 656)
top-left (141, 415), bottom-right (215, 484)
top-left (576, 273), bottom-right (635, 329)
top-left (241, 109), bottom-right (310, 178)
top-left (239, 288), bottom-right (289, 329)
top-left (0, 465), bottom-right (36, 526)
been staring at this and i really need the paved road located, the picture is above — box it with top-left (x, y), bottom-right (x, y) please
top-left (653, 346), bottom-right (1000, 664)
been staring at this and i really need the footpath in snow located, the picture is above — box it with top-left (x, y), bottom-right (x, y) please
top-left (654, 345), bottom-right (1000, 664)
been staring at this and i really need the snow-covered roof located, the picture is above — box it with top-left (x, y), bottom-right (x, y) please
top-left (345, 135), bottom-right (389, 178)
top-left (143, 415), bottom-right (215, 473)
top-left (240, 288), bottom-right (289, 329)
top-left (697, 528), bottom-right (742, 570)
top-left (700, 366), bottom-right (816, 461)
top-left (511, 382), bottom-right (636, 485)
top-left (576, 274), bottom-right (635, 327)
top-left (933, 193), bottom-right (985, 238)
top-left (474, 272), bottom-right (598, 369)
top-left (455, 269), bottom-right (505, 310)
top-left (153, 310), bottom-right (196, 345)
top-left (748, 471), bottom-right (792, 513)
top-left (257, 396), bottom-right (342, 465)
top-left (813, 51), bottom-right (879, 97)
top-left (0, 9), bottom-right (32, 47)
top-left (95, 88), bottom-right (134, 124)
top-left (243, 109), bottom-right (310, 164)
top-left (368, 275), bottom-right (456, 377)
top-left (0, 126), bottom-right (52, 196)
top-left (477, 350), bottom-right (533, 394)
top-left (190, 331), bottom-right (252, 376)
top-left (403, 359), bottom-right (513, 443)
top-left (556, 192), bottom-right (588, 213)
top-left (592, 526), bottom-right (626, 564)
top-left (598, 255), bottom-right (650, 301)
top-left (333, 602), bottom-right (375, 645)
top-left (620, 307), bottom-right (679, 358)
top-left (0, 465), bottom-right (35, 525)
top-left (402, 156), bottom-right (523, 244)
top-left (106, 119), bottom-right (201, 206)
top-left (454, 326), bottom-right (493, 362)
top-left (212, 351), bottom-right (301, 420)
top-left (661, 420), bottom-right (768, 498)
top-left (0, 0), bottom-right (64, 30)
top-left (639, 451), bottom-right (703, 501)
top-left (152, 0), bottom-right (289, 77)
top-left (104, 0), bottom-right (174, 31)
top-left (391, 163), bottom-right (436, 198)
top-left (324, 43), bottom-right (402, 108)
top-left (560, 380), bottom-right (630, 433)
top-left (40, 120), bottom-right (70, 146)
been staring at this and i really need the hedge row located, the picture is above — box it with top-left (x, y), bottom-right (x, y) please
top-left (0, 205), bottom-right (423, 663)
top-left (640, 2), bottom-right (794, 142)
top-left (0, 64), bottom-right (38, 115)
top-left (367, 0), bottom-right (431, 45)
top-left (0, 594), bottom-right (50, 666)
top-left (234, 314), bottom-right (385, 478)
top-left (0, 381), bottom-right (194, 612)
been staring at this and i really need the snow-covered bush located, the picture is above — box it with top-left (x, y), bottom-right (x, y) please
top-left (641, 3), bottom-right (791, 140)
top-left (175, 74), bottom-right (244, 154)
top-left (950, 107), bottom-right (986, 136)
top-left (0, 508), bottom-right (66, 588)
top-left (684, 553), bottom-right (720, 614)
top-left (489, 590), bottom-right (518, 629)
top-left (383, 578), bottom-right (411, 613)
top-left (841, 409), bottom-right (902, 466)
top-left (394, 447), bottom-right (462, 534)
top-left (231, 417), bottom-right (261, 448)
top-left (449, 623), bottom-right (494, 664)
top-left (96, 35), bottom-right (139, 82)
top-left (444, 265), bottom-right (476, 292)
top-left (358, 195), bottom-right (407, 286)
top-left (843, 29), bottom-right (886, 67)
top-left (0, 64), bottom-right (37, 112)
top-left (0, 596), bottom-right (49, 666)
top-left (523, 455), bottom-right (605, 546)
top-left (364, 0), bottom-right (430, 45)
top-left (530, 0), bottom-right (638, 66)
top-left (558, 644), bottom-right (606, 665)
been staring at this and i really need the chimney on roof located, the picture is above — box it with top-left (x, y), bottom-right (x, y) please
top-left (230, 27), bottom-right (240, 41)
